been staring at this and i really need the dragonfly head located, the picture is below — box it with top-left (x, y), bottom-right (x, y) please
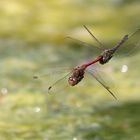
top-left (68, 77), bottom-right (78, 86)
top-left (68, 67), bottom-right (85, 86)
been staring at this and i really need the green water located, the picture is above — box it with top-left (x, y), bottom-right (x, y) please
top-left (0, 0), bottom-right (140, 139)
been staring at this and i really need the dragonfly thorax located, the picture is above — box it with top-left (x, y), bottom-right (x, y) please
top-left (99, 49), bottom-right (113, 64)
top-left (68, 66), bottom-right (85, 86)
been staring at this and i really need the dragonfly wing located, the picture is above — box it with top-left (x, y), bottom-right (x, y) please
top-left (114, 29), bottom-right (140, 57)
top-left (65, 36), bottom-right (99, 50)
top-left (83, 25), bottom-right (105, 50)
top-left (86, 69), bottom-right (118, 100)
top-left (65, 25), bottom-right (107, 60)
top-left (33, 67), bottom-right (72, 94)
top-left (47, 71), bottom-right (72, 94)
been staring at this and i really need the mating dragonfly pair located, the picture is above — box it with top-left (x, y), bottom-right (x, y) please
top-left (34, 26), bottom-right (140, 100)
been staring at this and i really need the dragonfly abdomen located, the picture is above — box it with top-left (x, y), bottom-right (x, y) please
top-left (112, 34), bottom-right (128, 52)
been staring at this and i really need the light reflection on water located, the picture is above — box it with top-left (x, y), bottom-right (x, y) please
top-left (0, 88), bottom-right (8, 95)
top-left (73, 137), bottom-right (77, 140)
top-left (121, 64), bottom-right (128, 73)
top-left (34, 106), bottom-right (41, 113)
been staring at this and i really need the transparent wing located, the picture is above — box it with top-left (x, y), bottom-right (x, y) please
top-left (33, 67), bottom-right (72, 94)
top-left (86, 67), bottom-right (118, 100)
top-left (64, 25), bottom-right (106, 60)
top-left (114, 29), bottom-right (140, 57)
top-left (65, 36), bottom-right (100, 50)
top-left (83, 25), bottom-right (105, 50)
top-left (47, 72), bottom-right (72, 94)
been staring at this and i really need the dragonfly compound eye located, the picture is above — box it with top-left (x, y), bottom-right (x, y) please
top-left (68, 77), bottom-right (78, 86)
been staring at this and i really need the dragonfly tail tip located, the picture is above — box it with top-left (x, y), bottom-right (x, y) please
top-left (47, 86), bottom-right (52, 94)
top-left (33, 75), bottom-right (38, 79)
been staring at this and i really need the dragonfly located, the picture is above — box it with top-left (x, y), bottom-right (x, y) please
top-left (67, 25), bottom-right (140, 65)
top-left (34, 26), bottom-right (140, 100)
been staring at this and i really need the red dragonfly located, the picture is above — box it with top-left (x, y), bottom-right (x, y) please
top-left (34, 26), bottom-right (140, 100)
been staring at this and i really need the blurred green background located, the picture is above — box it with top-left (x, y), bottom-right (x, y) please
top-left (0, 0), bottom-right (140, 140)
